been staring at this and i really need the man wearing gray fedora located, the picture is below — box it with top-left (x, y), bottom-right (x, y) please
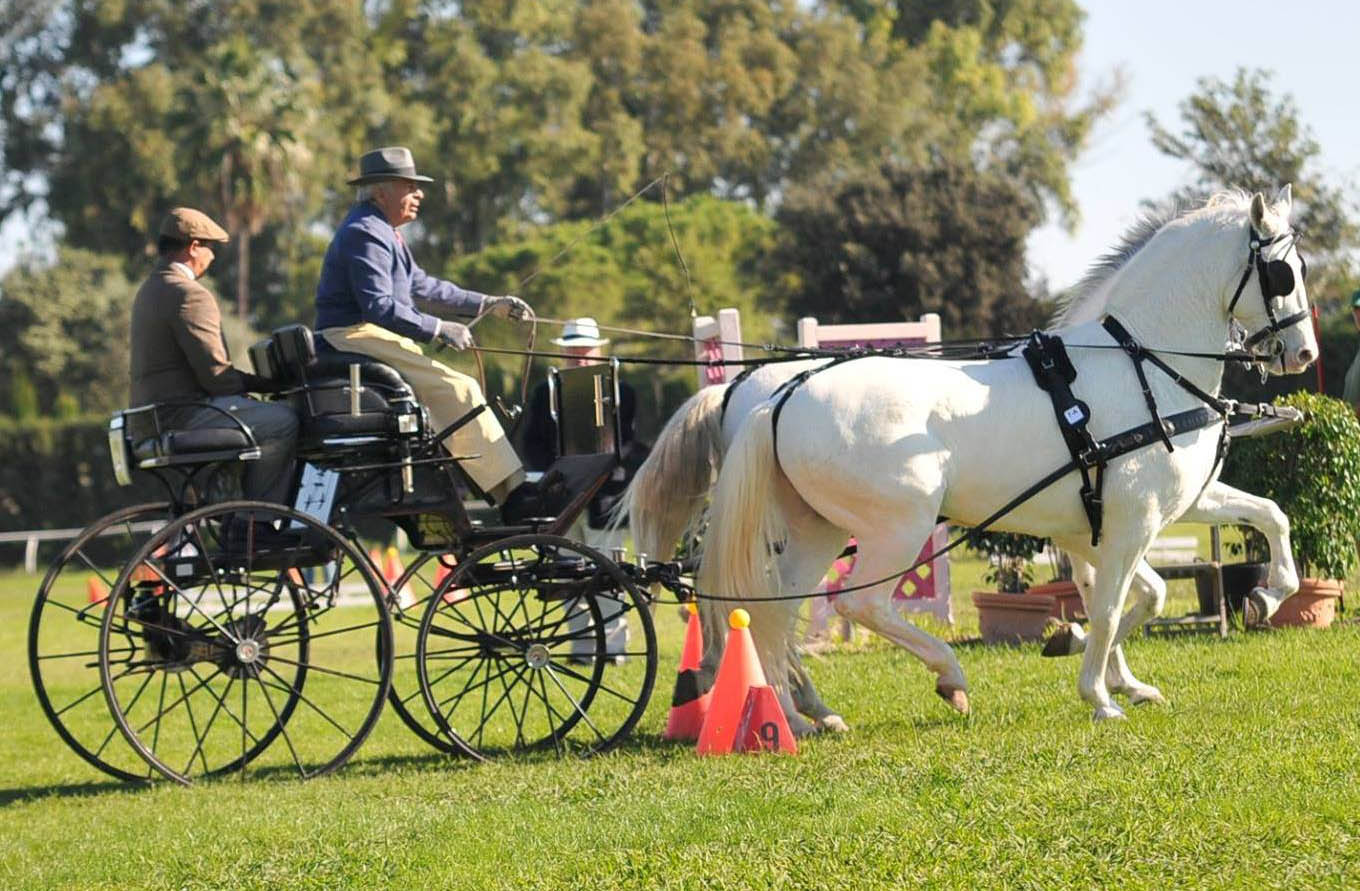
top-left (315, 146), bottom-right (560, 521)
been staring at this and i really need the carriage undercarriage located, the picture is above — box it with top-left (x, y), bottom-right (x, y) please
top-left (28, 324), bottom-right (684, 783)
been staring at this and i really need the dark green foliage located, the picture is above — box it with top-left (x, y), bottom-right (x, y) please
top-left (0, 415), bottom-right (163, 564)
top-left (968, 529), bottom-right (1048, 593)
top-left (774, 160), bottom-right (1050, 338)
top-left (447, 195), bottom-right (779, 441)
top-left (1220, 391), bottom-right (1360, 579)
top-left (0, 249), bottom-right (136, 417)
top-left (3, 0), bottom-right (1107, 329)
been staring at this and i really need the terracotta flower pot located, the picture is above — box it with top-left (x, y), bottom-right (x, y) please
top-left (1268, 578), bottom-right (1342, 629)
top-left (972, 591), bottom-right (1056, 644)
top-left (1028, 580), bottom-right (1084, 621)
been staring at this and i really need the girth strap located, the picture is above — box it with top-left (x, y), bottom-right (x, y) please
top-left (769, 353), bottom-right (865, 467)
top-left (718, 363), bottom-right (761, 426)
top-left (1022, 330), bottom-right (1106, 546)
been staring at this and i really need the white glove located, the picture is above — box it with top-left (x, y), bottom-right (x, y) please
top-left (436, 320), bottom-right (473, 350)
top-left (484, 294), bottom-right (534, 320)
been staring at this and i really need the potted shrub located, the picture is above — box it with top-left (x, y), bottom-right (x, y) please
top-left (1219, 391), bottom-right (1360, 629)
top-left (969, 530), bottom-right (1055, 643)
top-left (1029, 544), bottom-right (1085, 621)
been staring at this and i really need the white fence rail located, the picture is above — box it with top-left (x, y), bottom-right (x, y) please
top-left (0, 522), bottom-right (163, 574)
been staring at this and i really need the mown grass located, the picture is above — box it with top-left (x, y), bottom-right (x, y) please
top-left (3, 535), bottom-right (1360, 889)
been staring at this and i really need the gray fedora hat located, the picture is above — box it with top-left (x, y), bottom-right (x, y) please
top-left (347, 146), bottom-right (435, 186)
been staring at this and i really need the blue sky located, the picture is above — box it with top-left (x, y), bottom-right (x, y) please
top-left (1028, 0), bottom-right (1360, 292)
top-left (3, 2), bottom-right (1355, 294)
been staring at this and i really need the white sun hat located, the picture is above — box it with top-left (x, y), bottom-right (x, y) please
top-left (551, 317), bottom-right (610, 348)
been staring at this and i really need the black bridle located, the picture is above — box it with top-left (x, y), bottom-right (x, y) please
top-left (1227, 227), bottom-right (1311, 352)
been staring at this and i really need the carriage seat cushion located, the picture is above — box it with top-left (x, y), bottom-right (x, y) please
top-left (308, 350), bottom-right (409, 392)
top-left (132, 427), bottom-right (253, 462)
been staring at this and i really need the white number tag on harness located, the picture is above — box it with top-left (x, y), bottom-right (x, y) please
top-left (1063, 405), bottom-right (1086, 426)
top-left (292, 463), bottom-right (340, 527)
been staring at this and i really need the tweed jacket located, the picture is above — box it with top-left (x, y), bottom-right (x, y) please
top-left (129, 261), bottom-right (254, 406)
top-left (314, 202), bottom-right (486, 342)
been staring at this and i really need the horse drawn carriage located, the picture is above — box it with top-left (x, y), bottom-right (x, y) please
top-left (28, 324), bottom-right (678, 784)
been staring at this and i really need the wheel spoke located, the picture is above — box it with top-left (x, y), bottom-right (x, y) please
top-left (258, 664), bottom-right (356, 741)
top-left (131, 666), bottom-right (223, 736)
top-left (251, 671), bottom-right (306, 777)
top-left (543, 663), bottom-right (606, 744)
top-left (542, 658), bottom-right (640, 707)
top-left (180, 670), bottom-right (232, 777)
top-left (267, 618), bottom-right (383, 648)
top-left (265, 653), bottom-right (381, 686)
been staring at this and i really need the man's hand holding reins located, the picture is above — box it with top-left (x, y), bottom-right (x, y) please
top-left (436, 320), bottom-right (474, 350)
top-left (484, 294), bottom-right (534, 321)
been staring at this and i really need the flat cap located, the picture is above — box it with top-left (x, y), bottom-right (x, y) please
top-left (159, 207), bottom-right (229, 243)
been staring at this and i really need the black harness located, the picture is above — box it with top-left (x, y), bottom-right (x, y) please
top-left (1228, 228), bottom-right (1310, 351)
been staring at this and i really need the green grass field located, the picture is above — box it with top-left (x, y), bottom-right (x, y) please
top-left (3, 532), bottom-right (1360, 889)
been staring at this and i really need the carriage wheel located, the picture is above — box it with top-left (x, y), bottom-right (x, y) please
top-left (381, 553), bottom-right (461, 753)
top-left (415, 534), bottom-right (656, 759)
top-left (28, 502), bottom-right (173, 782)
top-left (98, 501), bottom-right (392, 783)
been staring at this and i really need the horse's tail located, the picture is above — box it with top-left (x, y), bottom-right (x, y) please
top-left (614, 384), bottom-right (727, 561)
top-left (697, 400), bottom-right (789, 680)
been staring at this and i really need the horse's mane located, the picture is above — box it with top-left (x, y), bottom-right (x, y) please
top-left (1052, 190), bottom-right (1252, 327)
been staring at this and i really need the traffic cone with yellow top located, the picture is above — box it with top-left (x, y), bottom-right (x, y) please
top-left (696, 608), bottom-right (796, 755)
top-left (663, 602), bottom-right (712, 740)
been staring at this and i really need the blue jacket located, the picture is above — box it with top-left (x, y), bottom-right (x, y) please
top-left (314, 202), bottom-right (485, 342)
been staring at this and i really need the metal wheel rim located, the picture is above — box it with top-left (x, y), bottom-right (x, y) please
top-left (27, 502), bottom-right (171, 783)
top-left (98, 500), bottom-right (393, 783)
top-left (415, 534), bottom-right (656, 760)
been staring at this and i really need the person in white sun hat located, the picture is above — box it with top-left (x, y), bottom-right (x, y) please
top-left (521, 317), bottom-right (643, 663)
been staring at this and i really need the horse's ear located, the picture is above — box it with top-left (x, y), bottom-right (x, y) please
top-left (1273, 183), bottom-right (1293, 217)
top-left (1249, 192), bottom-right (1268, 230)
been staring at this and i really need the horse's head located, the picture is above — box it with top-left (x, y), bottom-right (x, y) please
top-left (1232, 185), bottom-right (1317, 375)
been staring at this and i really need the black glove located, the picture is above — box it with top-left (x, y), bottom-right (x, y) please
top-left (436, 320), bottom-right (474, 350)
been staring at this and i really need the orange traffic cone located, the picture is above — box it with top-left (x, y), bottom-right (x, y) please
top-left (697, 608), bottom-right (776, 755)
top-left (735, 685), bottom-right (796, 754)
top-left (86, 577), bottom-right (109, 605)
top-left (664, 603), bottom-right (712, 740)
top-left (383, 547), bottom-right (402, 584)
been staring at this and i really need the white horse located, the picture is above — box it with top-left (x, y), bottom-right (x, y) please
top-left (628, 359), bottom-right (1304, 728)
top-left (694, 188), bottom-right (1314, 722)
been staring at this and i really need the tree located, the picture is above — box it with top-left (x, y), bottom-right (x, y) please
top-left (174, 37), bottom-right (321, 319)
top-left (1, 1), bottom-right (378, 313)
top-left (0, 248), bottom-right (136, 417)
top-left (1146, 68), bottom-right (1357, 313)
top-left (446, 194), bottom-right (780, 436)
top-left (772, 160), bottom-right (1049, 339)
top-left (835, 0), bottom-right (1119, 225)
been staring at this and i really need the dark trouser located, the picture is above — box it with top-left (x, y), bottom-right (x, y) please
top-left (172, 396), bottom-right (299, 505)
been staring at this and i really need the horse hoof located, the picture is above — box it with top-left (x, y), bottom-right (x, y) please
top-left (1041, 622), bottom-right (1086, 657)
top-left (1245, 587), bottom-right (1275, 628)
top-left (1093, 704), bottom-right (1126, 722)
top-left (935, 682), bottom-right (970, 715)
top-left (1129, 687), bottom-right (1167, 706)
top-left (817, 714), bottom-right (851, 733)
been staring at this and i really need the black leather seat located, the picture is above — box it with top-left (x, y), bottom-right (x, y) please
top-left (132, 427), bottom-right (254, 462)
top-left (249, 325), bottom-right (419, 447)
